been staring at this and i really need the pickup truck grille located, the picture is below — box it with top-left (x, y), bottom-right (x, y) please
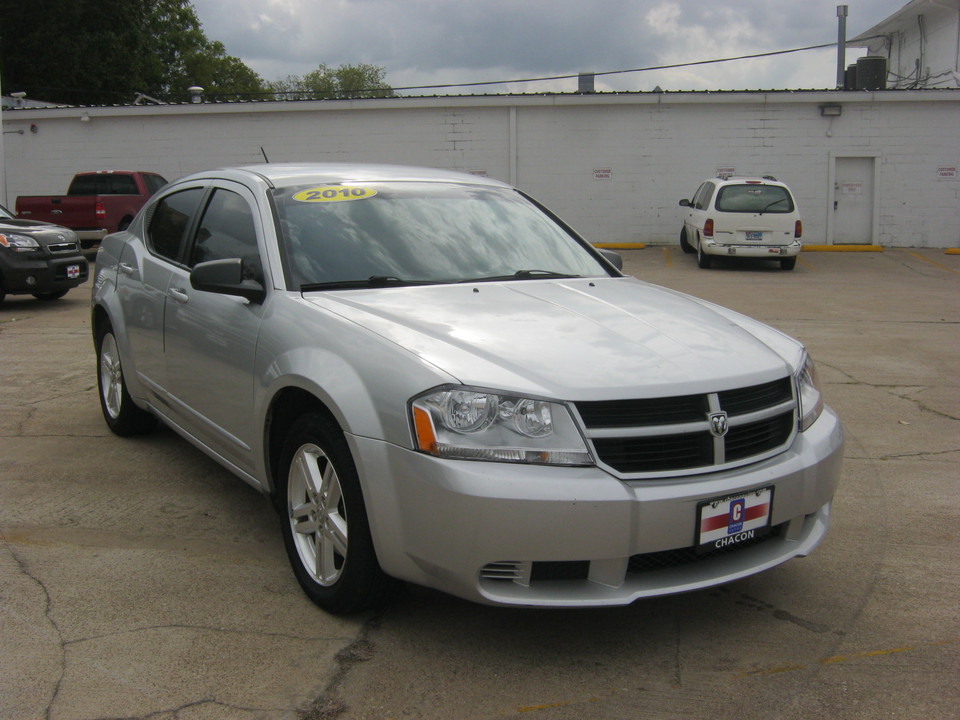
top-left (576, 377), bottom-right (796, 476)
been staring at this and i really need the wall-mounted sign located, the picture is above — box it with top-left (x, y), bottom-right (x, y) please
top-left (594, 168), bottom-right (612, 180)
top-left (937, 166), bottom-right (957, 179)
top-left (841, 182), bottom-right (863, 195)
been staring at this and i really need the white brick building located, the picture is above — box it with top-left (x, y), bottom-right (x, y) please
top-left (851, 0), bottom-right (960, 89)
top-left (1, 89), bottom-right (958, 248)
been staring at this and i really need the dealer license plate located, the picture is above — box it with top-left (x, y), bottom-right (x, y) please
top-left (67, 265), bottom-right (80, 279)
top-left (745, 231), bottom-right (764, 241)
top-left (697, 487), bottom-right (772, 552)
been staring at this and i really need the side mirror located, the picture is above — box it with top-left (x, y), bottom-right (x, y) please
top-left (679, 199), bottom-right (691, 207)
top-left (190, 258), bottom-right (265, 304)
top-left (598, 248), bottom-right (623, 271)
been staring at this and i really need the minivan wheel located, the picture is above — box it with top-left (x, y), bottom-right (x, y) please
top-left (96, 323), bottom-right (155, 436)
top-left (278, 413), bottom-right (397, 614)
top-left (781, 257), bottom-right (797, 271)
top-left (696, 238), bottom-right (712, 268)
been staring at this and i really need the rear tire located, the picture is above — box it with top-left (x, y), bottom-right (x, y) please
top-left (96, 323), bottom-right (155, 436)
top-left (696, 237), bottom-right (712, 268)
top-left (679, 227), bottom-right (694, 254)
top-left (278, 413), bottom-right (397, 614)
top-left (780, 257), bottom-right (797, 271)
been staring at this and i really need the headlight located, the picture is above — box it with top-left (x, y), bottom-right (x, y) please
top-left (0, 233), bottom-right (40, 252)
top-left (411, 387), bottom-right (592, 466)
top-left (796, 352), bottom-right (824, 431)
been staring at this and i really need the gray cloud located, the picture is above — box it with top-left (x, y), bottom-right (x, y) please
top-left (192, 0), bottom-right (908, 92)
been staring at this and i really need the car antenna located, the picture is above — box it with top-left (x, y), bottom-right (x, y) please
top-left (260, 147), bottom-right (270, 163)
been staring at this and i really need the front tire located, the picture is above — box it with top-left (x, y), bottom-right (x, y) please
top-left (279, 413), bottom-right (396, 613)
top-left (96, 323), bottom-right (155, 436)
top-left (32, 289), bottom-right (69, 301)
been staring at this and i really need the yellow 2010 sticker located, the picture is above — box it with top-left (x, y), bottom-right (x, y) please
top-left (292, 186), bottom-right (378, 203)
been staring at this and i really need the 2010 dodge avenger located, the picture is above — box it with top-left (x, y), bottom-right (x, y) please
top-left (92, 164), bottom-right (843, 613)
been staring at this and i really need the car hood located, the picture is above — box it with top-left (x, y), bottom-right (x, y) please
top-left (0, 217), bottom-right (60, 231)
top-left (304, 277), bottom-right (803, 400)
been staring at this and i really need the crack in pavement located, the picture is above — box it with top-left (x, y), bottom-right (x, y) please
top-left (299, 613), bottom-right (384, 720)
top-left (821, 362), bottom-right (960, 422)
top-left (0, 528), bottom-right (67, 720)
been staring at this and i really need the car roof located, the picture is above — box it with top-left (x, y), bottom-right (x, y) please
top-left (181, 163), bottom-right (514, 190)
top-left (714, 176), bottom-right (789, 187)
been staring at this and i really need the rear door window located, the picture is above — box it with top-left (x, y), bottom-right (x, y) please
top-left (694, 182), bottom-right (715, 210)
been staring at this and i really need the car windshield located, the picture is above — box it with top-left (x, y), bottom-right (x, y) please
top-left (0, 204), bottom-right (15, 219)
top-left (271, 182), bottom-right (611, 288)
top-left (715, 184), bottom-right (794, 214)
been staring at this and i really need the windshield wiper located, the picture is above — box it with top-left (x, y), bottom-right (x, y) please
top-left (460, 269), bottom-right (583, 283)
top-left (300, 275), bottom-right (436, 292)
top-left (759, 197), bottom-right (787, 214)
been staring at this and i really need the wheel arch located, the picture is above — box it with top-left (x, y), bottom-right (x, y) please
top-left (264, 386), bottom-right (341, 504)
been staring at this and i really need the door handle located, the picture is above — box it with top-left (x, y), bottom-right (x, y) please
top-left (51, 209), bottom-right (63, 215)
top-left (118, 263), bottom-right (135, 276)
top-left (168, 288), bottom-right (189, 304)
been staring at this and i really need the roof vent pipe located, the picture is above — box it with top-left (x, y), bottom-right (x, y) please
top-left (188, 86), bottom-right (204, 103)
top-left (836, 5), bottom-right (848, 89)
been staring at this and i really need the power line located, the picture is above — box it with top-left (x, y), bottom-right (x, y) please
top-left (383, 39), bottom-right (881, 93)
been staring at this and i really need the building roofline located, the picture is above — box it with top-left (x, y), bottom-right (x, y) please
top-left (2, 87), bottom-right (957, 119)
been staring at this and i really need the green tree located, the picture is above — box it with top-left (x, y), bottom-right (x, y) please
top-left (0, 0), bottom-right (265, 104)
top-left (269, 64), bottom-right (394, 100)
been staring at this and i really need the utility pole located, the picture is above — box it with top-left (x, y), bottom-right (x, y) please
top-left (836, 5), bottom-right (849, 89)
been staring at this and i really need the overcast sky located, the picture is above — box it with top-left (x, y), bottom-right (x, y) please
top-left (191, 0), bottom-right (908, 94)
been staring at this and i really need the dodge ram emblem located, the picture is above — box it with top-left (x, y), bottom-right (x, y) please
top-left (709, 412), bottom-right (729, 438)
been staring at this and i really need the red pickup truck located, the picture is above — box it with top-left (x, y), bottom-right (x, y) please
top-left (16, 171), bottom-right (167, 249)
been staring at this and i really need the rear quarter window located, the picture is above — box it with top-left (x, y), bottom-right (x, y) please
top-left (715, 185), bottom-right (794, 213)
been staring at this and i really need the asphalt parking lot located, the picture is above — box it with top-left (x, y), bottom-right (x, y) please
top-left (1, 246), bottom-right (958, 720)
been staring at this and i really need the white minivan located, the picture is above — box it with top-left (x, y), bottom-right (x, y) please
top-left (679, 176), bottom-right (802, 270)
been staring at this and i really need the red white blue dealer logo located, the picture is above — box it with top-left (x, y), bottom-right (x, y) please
top-left (697, 488), bottom-right (772, 551)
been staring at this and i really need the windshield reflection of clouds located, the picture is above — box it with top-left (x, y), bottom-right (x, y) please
top-left (273, 183), bottom-right (606, 286)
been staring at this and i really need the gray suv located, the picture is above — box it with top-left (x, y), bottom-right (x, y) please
top-left (0, 204), bottom-right (88, 304)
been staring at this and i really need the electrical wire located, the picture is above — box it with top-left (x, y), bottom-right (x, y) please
top-left (385, 41), bottom-right (853, 92)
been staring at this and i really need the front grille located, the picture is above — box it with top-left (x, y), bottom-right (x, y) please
top-left (593, 432), bottom-right (713, 473)
top-left (47, 241), bottom-right (80, 254)
top-left (577, 394), bottom-right (707, 428)
top-left (725, 414), bottom-right (794, 461)
top-left (718, 378), bottom-right (793, 414)
top-left (576, 377), bottom-right (796, 476)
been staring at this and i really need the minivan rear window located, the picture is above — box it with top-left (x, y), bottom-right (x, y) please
top-left (716, 184), bottom-right (794, 213)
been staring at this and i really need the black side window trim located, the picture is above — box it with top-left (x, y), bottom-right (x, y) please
top-left (145, 185), bottom-right (210, 267)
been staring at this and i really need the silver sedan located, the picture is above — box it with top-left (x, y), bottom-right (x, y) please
top-left (92, 164), bottom-right (843, 613)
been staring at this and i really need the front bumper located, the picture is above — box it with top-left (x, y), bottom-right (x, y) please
top-left (1, 253), bottom-right (89, 295)
top-left (703, 239), bottom-right (802, 258)
top-left (349, 406), bottom-right (844, 607)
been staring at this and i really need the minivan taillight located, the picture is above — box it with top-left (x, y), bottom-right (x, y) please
top-left (704, 218), bottom-right (714, 238)
top-left (795, 220), bottom-right (803, 238)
